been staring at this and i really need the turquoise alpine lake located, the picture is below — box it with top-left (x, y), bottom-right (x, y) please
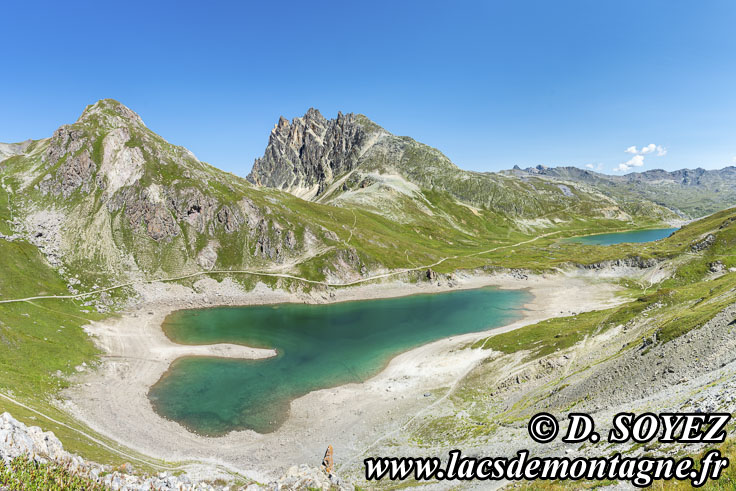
top-left (148, 287), bottom-right (531, 435)
top-left (566, 228), bottom-right (678, 245)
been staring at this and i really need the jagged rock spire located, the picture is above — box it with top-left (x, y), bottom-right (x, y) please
top-left (248, 109), bottom-right (375, 199)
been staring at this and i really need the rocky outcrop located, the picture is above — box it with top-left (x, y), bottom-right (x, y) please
top-left (579, 256), bottom-right (659, 270)
top-left (0, 411), bottom-right (210, 490)
top-left (285, 229), bottom-right (296, 249)
top-left (20, 210), bottom-right (65, 266)
top-left (39, 126), bottom-right (97, 197)
top-left (709, 260), bottom-right (725, 273)
top-left (216, 205), bottom-right (244, 234)
top-left (267, 464), bottom-right (349, 490)
top-left (0, 411), bottom-right (350, 490)
top-left (323, 247), bottom-right (367, 280)
top-left (691, 233), bottom-right (716, 252)
top-left (96, 127), bottom-right (146, 197)
top-left (248, 109), bottom-right (373, 198)
top-left (107, 185), bottom-right (260, 243)
top-left (197, 241), bottom-right (219, 270)
top-left (0, 412), bottom-right (64, 464)
top-left (109, 186), bottom-right (180, 241)
top-left (168, 188), bottom-right (219, 234)
top-left (253, 219), bottom-right (282, 260)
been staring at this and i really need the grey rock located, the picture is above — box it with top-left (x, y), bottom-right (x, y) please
top-left (0, 410), bottom-right (353, 490)
top-left (580, 256), bottom-right (658, 270)
top-left (108, 187), bottom-right (180, 241)
top-left (691, 233), bottom-right (716, 252)
top-left (248, 109), bottom-right (371, 198)
top-left (709, 260), bottom-right (725, 273)
top-left (217, 205), bottom-right (244, 233)
top-left (39, 125), bottom-right (96, 197)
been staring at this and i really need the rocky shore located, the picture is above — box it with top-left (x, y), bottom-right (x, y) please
top-left (61, 271), bottom-right (622, 484)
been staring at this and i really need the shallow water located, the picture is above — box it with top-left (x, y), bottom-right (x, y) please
top-left (566, 227), bottom-right (678, 245)
top-left (148, 287), bottom-right (531, 435)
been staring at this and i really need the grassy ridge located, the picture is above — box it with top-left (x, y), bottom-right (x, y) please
top-left (474, 207), bottom-right (736, 359)
top-left (426, 208), bottom-right (736, 490)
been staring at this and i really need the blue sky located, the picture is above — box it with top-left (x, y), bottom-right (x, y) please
top-left (2, 1), bottom-right (736, 176)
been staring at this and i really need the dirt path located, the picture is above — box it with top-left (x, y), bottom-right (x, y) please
top-left (0, 232), bottom-right (562, 305)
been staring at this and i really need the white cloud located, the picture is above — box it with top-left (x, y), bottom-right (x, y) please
top-left (614, 155), bottom-right (645, 173)
top-left (624, 143), bottom-right (667, 157)
top-left (640, 143), bottom-right (657, 154)
top-left (616, 143), bottom-right (666, 172)
top-left (585, 163), bottom-right (603, 171)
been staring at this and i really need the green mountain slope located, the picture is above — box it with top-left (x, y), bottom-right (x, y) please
top-left (0, 100), bottom-right (681, 302)
top-left (3, 99), bottom-right (733, 484)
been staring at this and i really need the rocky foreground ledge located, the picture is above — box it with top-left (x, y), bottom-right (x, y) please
top-left (0, 412), bottom-right (351, 490)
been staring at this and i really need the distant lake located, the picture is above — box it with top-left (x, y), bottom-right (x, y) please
top-left (565, 228), bottom-right (678, 246)
top-left (148, 287), bottom-right (531, 435)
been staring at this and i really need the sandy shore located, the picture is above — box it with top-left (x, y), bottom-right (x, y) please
top-left (61, 271), bottom-right (623, 482)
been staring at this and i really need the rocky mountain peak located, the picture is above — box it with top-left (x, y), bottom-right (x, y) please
top-left (77, 99), bottom-right (146, 129)
top-left (275, 115), bottom-right (290, 131)
top-left (248, 109), bottom-right (375, 199)
top-left (304, 107), bottom-right (325, 122)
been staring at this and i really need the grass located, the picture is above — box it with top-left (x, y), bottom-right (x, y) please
top-left (0, 455), bottom-right (108, 490)
top-left (0, 301), bottom-right (100, 399)
top-left (3, 99), bottom-right (736, 484)
top-left (401, 207), bottom-right (736, 489)
top-left (472, 288), bottom-right (672, 361)
top-left (476, 207), bottom-right (736, 357)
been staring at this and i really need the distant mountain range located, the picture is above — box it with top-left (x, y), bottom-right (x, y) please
top-left (0, 100), bottom-right (732, 295)
top-left (505, 164), bottom-right (736, 219)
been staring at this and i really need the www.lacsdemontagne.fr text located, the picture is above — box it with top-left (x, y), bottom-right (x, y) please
top-left (365, 449), bottom-right (728, 487)
top-left (364, 412), bottom-right (731, 487)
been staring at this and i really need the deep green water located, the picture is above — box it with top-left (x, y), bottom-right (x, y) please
top-left (566, 227), bottom-right (678, 245)
top-left (149, 287), bottom-right (531, 435)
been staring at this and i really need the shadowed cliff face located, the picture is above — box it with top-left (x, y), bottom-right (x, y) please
top-left (247, 108), bottom-right (375, 199)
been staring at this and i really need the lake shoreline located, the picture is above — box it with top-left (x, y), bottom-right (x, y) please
top-left (563, 226), bottom-right (679, 245)
top-left (152, 286), bottom-right (532, 436)
top-left (61, 271), bottom-right (624, 482)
